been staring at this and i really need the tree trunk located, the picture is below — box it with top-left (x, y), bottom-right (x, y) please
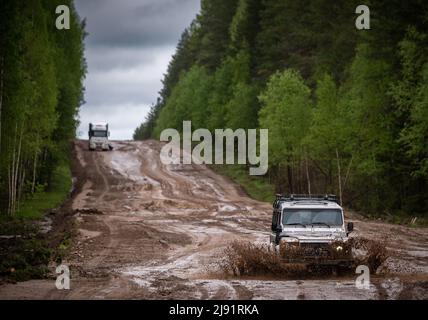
top-left (343, 155), bottom-right (354, 192)
top-left (17, 161), bottom-right (25, 212)
top-left (336, 148), bottom-right (343, 206)
top-left (298, 156), bottom-right (303, 194)
top-left (287, 164), bottom-right (293, 194)
top-left (13, 122), bottom-right (24, 214)
top-left (0, 56), bottom-right (4, 154)
top-left (9, 121), bottom-right (23, 215)
top-left (0, 56), bottom-right (3, 212)
top-left (32, 150), bottom-right (38, 194)
top-left (305, 152), bottom-right (311, 195)
top-left (7, 165), bottom-right (12, 215)
top-left (9, 123), bottom-right (17, 215)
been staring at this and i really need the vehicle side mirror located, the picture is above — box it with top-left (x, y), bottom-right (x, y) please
top-left (347, 222), bottom-right (354, 233)
top-left (108, 131), bottom-right (110, 137)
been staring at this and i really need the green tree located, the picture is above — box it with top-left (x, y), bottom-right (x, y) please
top-left (0, 0), bottom-right (86, 215)
top-left (259, 70), bottom-right (312, 192)
top-left (154, 66), bottom-right (213, 136)
top-left (196, 0), bottom-right (239, 69)
top-left (391, 28), bottom-right (428, 178)
top-left (135, 0), bottom-right (428, 215)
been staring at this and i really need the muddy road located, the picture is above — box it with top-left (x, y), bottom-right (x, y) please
top-left (1, 140), bottom-right (427, 299)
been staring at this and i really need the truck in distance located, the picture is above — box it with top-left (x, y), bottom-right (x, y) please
top-left (270, 194), bottom-right (354, 268)
top-left (88, 122), bottom-right (112, 151)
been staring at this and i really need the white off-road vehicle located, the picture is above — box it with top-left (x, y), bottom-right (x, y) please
top-left (270, 194), bottom-right (354, 267)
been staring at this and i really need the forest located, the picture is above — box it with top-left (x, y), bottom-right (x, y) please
top-left (0, 0), bottom-right (86, 216)
top-left (134, 0), bottom-right (428, 216)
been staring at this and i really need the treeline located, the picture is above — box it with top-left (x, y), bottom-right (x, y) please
top-left (0, 0), bottom-right (86, 215)
top-left (134, 0), bottom-right (428, 214)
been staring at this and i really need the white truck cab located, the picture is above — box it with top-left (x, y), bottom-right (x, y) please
top-left (88, 122), bottom-right (111, 151)
top-left (270, 194), bottom-right (354, 266)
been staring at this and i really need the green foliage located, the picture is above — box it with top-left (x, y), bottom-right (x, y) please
top-left (229, 0), bottom-right (262, 54)
top-left (196, 0), bottom-right (239, 69)
top-left (303, 74), bottom-right (344, 194)
top-left (154, 66), bottom-right (213, 136)
top-left (392, 28), bottom-right (428, 178)
top-left (206, 60), bottom-right (234, 130)
top-left (306, 74), bottom-right (341, 155)
top-left (254, 0), bottom-right (359, 83)
top-left (212, 164), bottom-right (275, 203)
top-left (225, 82), bottom-right (258, 130)
top-left (16, 163), bottom-right (72, 219)
top-left (259, 70), bottom-right (312, 165)
top-left (401, 64), bottom-right (428, 177)
top-left (0, 0), bottom-right (86, 215)
top-left (0, 218), bottom-right (51, 281)
top-left (341, 44), bottom-right (394, 174)
top-left (211, 50), bottom-right (257, 130)
top-left (135, 0), bottom-right (428, 215)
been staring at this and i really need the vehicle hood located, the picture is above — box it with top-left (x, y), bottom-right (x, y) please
top-left (280, 227), bottom-right (347, 242)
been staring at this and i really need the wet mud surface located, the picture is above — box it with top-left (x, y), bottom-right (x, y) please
top-left (0, 140), bottom-right (427, 299)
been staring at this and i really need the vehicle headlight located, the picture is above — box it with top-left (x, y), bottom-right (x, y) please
top-left (335, 245), bottom-right (343, 252)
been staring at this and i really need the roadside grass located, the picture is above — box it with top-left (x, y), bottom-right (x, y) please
top-left (0, 162), bottom-right (72, 282)
top-left (365, 211), bottom-right (428, 227)
top-left (16, 163), bottom-right (72, 219)
top-left (0, 217), bottom-right (51, 282)
top-left (210, 164), bottom-right (275, 203)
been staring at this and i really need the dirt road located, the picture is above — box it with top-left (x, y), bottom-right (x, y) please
top-left (1, 140), bottom-right (427, 299)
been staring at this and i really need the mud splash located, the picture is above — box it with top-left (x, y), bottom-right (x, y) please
top-left (350, 237), bottom-right (389, 273)
top-left (218, 241), bottom-right (306, 277)
top-left (219, 238), bottom-right (389, 278)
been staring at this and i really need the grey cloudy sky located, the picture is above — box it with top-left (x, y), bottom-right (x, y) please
top-left (74, 0), bottom-right (200, 140)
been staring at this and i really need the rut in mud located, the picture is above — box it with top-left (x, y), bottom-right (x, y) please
top-left (0, 140), bottom-right (427, 300)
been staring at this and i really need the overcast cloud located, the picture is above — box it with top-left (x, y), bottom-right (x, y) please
top-left (75, 0), bottom-right (200, 140)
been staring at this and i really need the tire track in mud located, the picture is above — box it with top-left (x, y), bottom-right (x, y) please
top-left (70, 141), bottom-right (204, 299)
top-left (91, 151), bottom-right (110, 205)
top-left (110, 140), bottom-right (270, 299)
top-left (60, 143), bottom-right (117, 298)
top-left (137, 142), bottom-right (212, 207)
top-left (84, 149), bottom-right (119, 277)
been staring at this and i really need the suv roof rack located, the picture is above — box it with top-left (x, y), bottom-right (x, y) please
top-left (275, 194), bottom-right (338, 203)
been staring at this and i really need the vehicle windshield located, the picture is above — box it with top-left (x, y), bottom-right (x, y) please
top-left (282, 209), bottom-right (343, 227)
top-left (91, 130), bottom-right (107, 138)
